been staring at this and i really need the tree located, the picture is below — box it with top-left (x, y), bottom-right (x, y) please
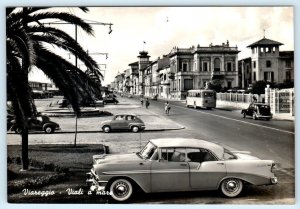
top-left (7, 7), bottom-right (102, 170)
top-left (251, 80), bottom-right (272, 95)
top-left (207, 79), bottom-right (224, 92)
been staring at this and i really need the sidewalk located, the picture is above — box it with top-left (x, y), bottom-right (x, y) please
top-left (34, 96), bottom-right (185, 133)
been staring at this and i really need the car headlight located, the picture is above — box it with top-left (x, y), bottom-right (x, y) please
top-left (271, 163), bottom-right (277, 173)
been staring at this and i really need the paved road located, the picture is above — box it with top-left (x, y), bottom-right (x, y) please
top-left (141, 97), bottom-right (295, 169)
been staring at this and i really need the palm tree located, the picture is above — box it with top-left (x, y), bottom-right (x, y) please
top-left (7, 7), bottom-right (102, 170)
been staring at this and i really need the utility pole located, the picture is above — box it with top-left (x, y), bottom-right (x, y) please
top-left (45, 19), bottom-right (113, 147)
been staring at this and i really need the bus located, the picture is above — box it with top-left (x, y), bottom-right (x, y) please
top-left (186, 89), bottom-right (216, 109)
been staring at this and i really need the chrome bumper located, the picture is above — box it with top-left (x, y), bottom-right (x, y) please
top-left (86, 172), bottom-right (108, 193)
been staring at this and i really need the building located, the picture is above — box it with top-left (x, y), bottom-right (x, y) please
top-left (238, 57), bottom-right (252, 89)
top-left (169, 41), bottom-right (240, 99)
top-left (128, 62), bottom-right (139, 94)
top-left (137, 51), bottom-right (151, 95)
top-left (238, 37), bottom-right (294, 88)
top-left (247, 37), bottom-right (294, 84)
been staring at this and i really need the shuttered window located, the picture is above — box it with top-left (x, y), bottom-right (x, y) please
top-left (184, 79), bottom-right (193, 90)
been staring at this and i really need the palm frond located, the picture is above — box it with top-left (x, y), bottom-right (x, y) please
top-left (28, 12), bottom-right (94, 35)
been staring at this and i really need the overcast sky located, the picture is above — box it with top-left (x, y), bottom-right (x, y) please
top-left (28, 6), bottom-right (294, 85)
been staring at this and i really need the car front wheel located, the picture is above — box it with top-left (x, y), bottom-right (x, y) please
top-left (44, 126), bottom-right (54, 134)
top-left (110, 179), bottom-right (133, 202)
top-left (103, 125), bottom-right (111, 133)
top-left (220, 178), bottom-right (243, 197)
top-left (131, 126), bottom-right (139, 133)
top-left (252, 113), bottom-right (257, 120)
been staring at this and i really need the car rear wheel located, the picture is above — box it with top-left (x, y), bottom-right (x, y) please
top-left (44, 126), bottom-right (54, 134)
top-left (103, 125), bottom-right (111, 133)
top-left (220, 178), bottom-right (243, 197)
top-left (110, 179), bottom-right (133, 202)
top-left (131, 126), bottom-right (139, 133)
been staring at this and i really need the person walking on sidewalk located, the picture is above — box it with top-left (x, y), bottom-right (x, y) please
top-left (145, 98), bottom-right (150, 109)
top-left (140, 97), bottom-right (144, 106)
top-left (165, 101), bottom-right (171, 115)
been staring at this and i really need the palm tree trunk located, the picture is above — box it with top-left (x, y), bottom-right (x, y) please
top-left (74, 114), bottom-right (78, 147)
top-left (21, 7), bottom-right (29, 170)
top-left (21, 128), bottom-right (29, 170)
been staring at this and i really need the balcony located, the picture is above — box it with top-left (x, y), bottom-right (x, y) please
top-left (211, 71), bottom-right (238, 76)
top-left (160, 79), bottom-right (170, 85)
top-left (168, 72), bottom-right (175, 79)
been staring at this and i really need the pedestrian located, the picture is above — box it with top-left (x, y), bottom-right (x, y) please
top-left (165, 101), bottom-right (171, 115)
top-left (140, 97), bottom-right (144, 106)
top-left (145, 98), bottom-right (150, 109)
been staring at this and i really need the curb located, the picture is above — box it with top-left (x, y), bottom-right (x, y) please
top-left (6, 126), bottom-right (185, 135)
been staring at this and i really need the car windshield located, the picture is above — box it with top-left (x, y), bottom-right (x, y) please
top-left (223, 149), bottom-right (237, 160)
top-left (138, 142), bottom-right (157, 160)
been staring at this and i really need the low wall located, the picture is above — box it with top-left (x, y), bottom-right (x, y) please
top-left (216, 100), bottom-right (249, 110)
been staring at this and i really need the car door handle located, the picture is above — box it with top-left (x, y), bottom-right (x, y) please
top-left (217, 162), bottom-right (224, 165)
top-left (180, 163), bottom-right (187, 166)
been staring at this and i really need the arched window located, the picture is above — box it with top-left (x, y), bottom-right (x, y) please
top-left (214, 58), bottom-right (220, 71)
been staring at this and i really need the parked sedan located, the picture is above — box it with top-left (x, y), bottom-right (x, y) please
top-left (103, 97), bottom-right (119, 105)
top-left (10, 115), bottom-right (60, 134)
top-left (241, 103), bottom-right (272, 120)
top-left (86, 138), bottom-right (277, 202)
top-left (101, 114), bottom-right (145, 133)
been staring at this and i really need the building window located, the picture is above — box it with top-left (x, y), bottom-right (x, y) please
top-left (272, 47), bottom-right (276, 53)
top-left (183, 63), bottom-right (188, 72)
top-left (252, 48), bottom-right (255, 54)
top-left (227, 81), bottom-right (232, 89)
top-left (203, 62), bottom-right (208, 72)
top-left (260, 47), bottom-right (264, 53)
top-left (227, 62), bottom-right (232, 72)
top-left (286, 71), bottom-right (291, 82)
top-left (214, 58), bottom-right (220, 71)
top-left (264, 72), bottom-right (274, 82)
top-left (178, 79), bottom-right (181, 91)
top-left (253, 72), bottom-right (256, 82)
top-left (184, 79), bottom-right (193, 90)
top-left (266, 60), bottom-right (271, 68)
top-left (286, 60), bottom-right (291, 68)
top-left (253, 61), bottom-right (256, 69)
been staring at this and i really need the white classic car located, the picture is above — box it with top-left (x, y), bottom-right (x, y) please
top-left (86, 138), bottom-right (277, 202)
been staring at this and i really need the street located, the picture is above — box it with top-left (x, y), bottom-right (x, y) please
top-left (7, 96), bottom-right (295, 204)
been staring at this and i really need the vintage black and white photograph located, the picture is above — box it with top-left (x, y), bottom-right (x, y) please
top-left (6, 6), bottom-right (294, 204)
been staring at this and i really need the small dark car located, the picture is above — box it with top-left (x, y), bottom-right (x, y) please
top-left (101, 114), bottom-right (145, 133)
top-left (10, 115), bottom-right (60, 134)
top-left (241, 103), bottom-right (272, 120)
top-left (103, 97), bottom-right (119, 105)
top-left (58, 98), bottom-right (69, 108)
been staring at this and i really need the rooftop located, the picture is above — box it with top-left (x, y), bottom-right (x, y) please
top-left (247, 37), bottom-right (283, 48)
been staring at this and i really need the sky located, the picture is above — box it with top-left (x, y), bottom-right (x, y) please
top-left (28, 6), bottom-right (294, 85)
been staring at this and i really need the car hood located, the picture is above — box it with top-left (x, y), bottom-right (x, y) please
top-left (101, 120), bottom-right (111, 125)
top-left (93, 153), bottom-right (142, 164)
top-left (232, 151), bottom-right (261, 160)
